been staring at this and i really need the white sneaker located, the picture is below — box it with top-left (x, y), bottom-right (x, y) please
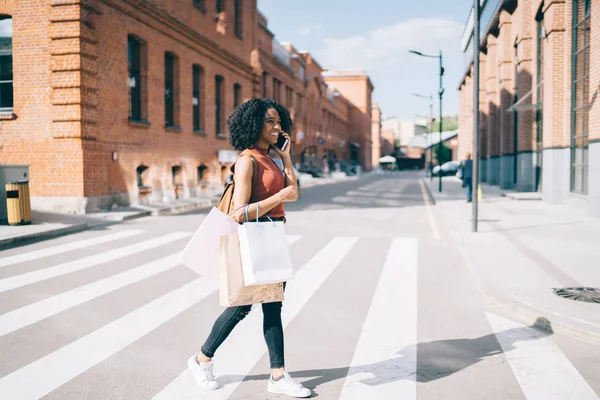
top-left (268, 372), bottom-right (311, 398)
top-left (187, 354), bottom-right (219, 390)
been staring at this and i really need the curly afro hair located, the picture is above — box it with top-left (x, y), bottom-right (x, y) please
top-left (227, 98), bottom-right (293, 151)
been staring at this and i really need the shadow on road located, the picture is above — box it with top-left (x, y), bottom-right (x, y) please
top-left (216, 322), bottom-right (550, 396)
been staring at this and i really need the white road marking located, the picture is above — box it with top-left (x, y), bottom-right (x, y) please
top-left (0, 278), bottom-right (214, 400)
top-left (0, 230), bottom-right (143, 268)
top-left (486, 312), bottom-right (599, 400)
top-left (0, 232), bottom-right (191, 293)
top-left (339, 238), bottom-right (418, 400)
top-left (0, 235), bottom-right (302, 337)
top-left (153, 236), bottom-right (359, 400)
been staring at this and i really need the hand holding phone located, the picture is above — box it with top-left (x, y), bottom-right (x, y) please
top-left (276, 133), bottom-right (289, 151)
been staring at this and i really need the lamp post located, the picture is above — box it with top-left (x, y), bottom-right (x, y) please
top-left (472, 0), bottom-right (481, 232)
top-left (409, 49), bottom-right (445, 193)
top-left (411, 93), bottom-right (434, 178)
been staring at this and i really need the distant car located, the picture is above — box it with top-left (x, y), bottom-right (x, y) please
top-left (432, 160), bottom-right (461, 177)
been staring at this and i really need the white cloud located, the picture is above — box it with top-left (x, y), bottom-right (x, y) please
top-left (314, 18), bottom-right (463, 70)
top-left (298, 23), bottom-right (322, 36)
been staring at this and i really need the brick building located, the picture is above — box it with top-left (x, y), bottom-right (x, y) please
top-left (459, 0), bottom-right (600, 217)
top-left (0, 0), bottom-right (377, 214)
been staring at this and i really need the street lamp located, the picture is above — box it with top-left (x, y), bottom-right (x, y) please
top-left (409, 49), bottom-right (445, 193)
top-left (411, 93), bottom-right (434, 178)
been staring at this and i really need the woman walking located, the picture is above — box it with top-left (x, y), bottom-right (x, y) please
top-left (187, 99), bottom-right (310, 398)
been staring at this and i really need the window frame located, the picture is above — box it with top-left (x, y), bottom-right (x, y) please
top-left (0, 16), bottom-right (13, 113)
top-left (164, 52), bottom-right (176, 127)
top-left (570, 0), bottom-right (591, 194)
top-left (192, 64), bottom-right (204, 132)
top-left (128, 35), bottom-right (143, 121)
top-left (233, 83), bottom-right (241, 109)
top-left (215, 75), bottom-right (224, 135)
top-left (234, 0), bottom-right (243, 39)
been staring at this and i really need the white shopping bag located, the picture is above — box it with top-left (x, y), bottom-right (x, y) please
top-left (238, 220), bottom-right (294, 286)
top-left (179, 207), bottom-right (240, 277)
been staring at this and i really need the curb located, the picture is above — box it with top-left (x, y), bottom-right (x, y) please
top-left (0, 223), bottom-right (90, 249)
top-left (0, 200), bottom-right (214, 249)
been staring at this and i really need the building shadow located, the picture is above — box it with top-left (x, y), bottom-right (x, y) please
top-left (214, 321), bottom-right (550, 395)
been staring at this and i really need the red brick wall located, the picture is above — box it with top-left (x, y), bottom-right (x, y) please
top-left (1, 0), bottom-right (377, 212)
top-left (0, 0), bottom-right (75, 197)
top-left (486, 34), bottom-right (500, 157)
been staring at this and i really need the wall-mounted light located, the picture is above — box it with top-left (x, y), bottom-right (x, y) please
top-left (112, 151), bottom-right (118, 161)
top-left (541, 26), bottom-right (547, 39)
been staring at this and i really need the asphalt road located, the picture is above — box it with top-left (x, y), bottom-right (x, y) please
top-left (0, 171), bottom-right (598, 399)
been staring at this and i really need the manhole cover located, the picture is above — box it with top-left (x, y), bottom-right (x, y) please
top-left (552, 287), bottom-right (600, 304)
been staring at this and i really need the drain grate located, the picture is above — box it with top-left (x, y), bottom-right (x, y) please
top-left (552, 287), bottom-right (600, 304)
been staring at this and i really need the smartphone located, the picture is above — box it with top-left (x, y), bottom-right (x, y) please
top-left (276, 134), bottom-right (289, 151)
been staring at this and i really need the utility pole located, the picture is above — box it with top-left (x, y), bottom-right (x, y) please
top-left (409, 49), bottom-right (444, 192)
top-left (438, 50), bottom-right (444, 193)
top-left (472, 0), bottom-right (480, 232)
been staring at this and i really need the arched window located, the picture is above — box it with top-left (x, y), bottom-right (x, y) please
top-left (197, 164), bottom-right (208, 184)
top-left (136, 165), bottom-right (149, 188)
top-left (0, 16), bottom-right (13, 112)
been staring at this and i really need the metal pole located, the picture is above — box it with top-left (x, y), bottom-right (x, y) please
top-left (429, 95), bottom-right (433, 179)
top-left (438, 50), bottom-right (444, 193)
top-left (472, 0), bottom-right (480, 232)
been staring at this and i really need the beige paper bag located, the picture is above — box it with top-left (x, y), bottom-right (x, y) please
top-left (219, 234), bottom-right (284, 307)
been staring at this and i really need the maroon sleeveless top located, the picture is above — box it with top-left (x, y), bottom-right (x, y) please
top-left (234, 147), bottom-right (286, 218)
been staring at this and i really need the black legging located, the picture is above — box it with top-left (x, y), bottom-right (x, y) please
top-left (201, 299), bottom-right (285, 369)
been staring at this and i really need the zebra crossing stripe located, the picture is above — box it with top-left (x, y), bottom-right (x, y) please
top-left (0, 277), bottom-right (214, 399)
top-left (0, 235), bottom-right (302, 337)
top-left (486, 312), bottom-right (599, 400)
top-left (339, 238), bottom-right (418, 400)
top-left (153, 236), bottom-right (359, 400)
top-left (0, 230), bottom-right (144, 268)
top-left (0, 232), bottom-right (191, 294)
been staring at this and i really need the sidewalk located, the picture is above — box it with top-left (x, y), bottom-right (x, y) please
top-left (0, 173), bottom-right (357, 249)
top-left (0, 197), bottom-right (215, 249)
top-left (423, 176), bottom-right (600, 343)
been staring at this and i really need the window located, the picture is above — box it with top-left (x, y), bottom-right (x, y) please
top-left (233, 83), bottom-right (241, 109)
top-left (215, 75), bottom-right (224, 135)
top-left (193, 65), bottom-right (203, 131)
top-left (128, 36), bottom-right (143, 121)
top-left (164, 52), bottom-right (178, 127)
top-left (234, 0), bottom-right (243, 38)
top-left (513, 43), bottom-right (519, 185)
top-left (172, 165), bottom-right (182, 186)
top-left (136, 165), bottom-right (149, 188)
top-left (296, 93), bottom-right (303, 115)
top-left (285, 86), bottom-right (293, 108)
top-left (216, 0), bottom-right (223, 14)
top-left (193, 0), bottom-right (206, 11)
top-left (0, 17), bottom-right (13, 112)
top-left (262, 72), bottom-right (268, 98)
top-left (272, 78), bottom-right (281, 102)
top-left (197, 165), bottom-right (208, 184)
top-left (535, 12), bottom-right (545, 192)
top-left (571, 0), bottom-right (591, 194)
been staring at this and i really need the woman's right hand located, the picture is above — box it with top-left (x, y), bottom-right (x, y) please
top-left (278, 186), bottom-right (298, 203)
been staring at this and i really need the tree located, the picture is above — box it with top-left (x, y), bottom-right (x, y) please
top-left (423, 115), bottom-right (458, 132)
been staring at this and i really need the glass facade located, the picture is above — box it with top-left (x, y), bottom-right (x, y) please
top-left (571, 0), bottom-right (591, 194)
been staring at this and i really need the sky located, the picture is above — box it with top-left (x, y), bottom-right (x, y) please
top-left (257, 0), bottom-right (472, 122)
